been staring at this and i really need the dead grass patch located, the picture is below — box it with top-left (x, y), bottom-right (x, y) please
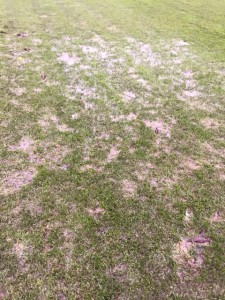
top-left (135, 162), bottom-right (154, 181)
top-left (9, 136), bottom-right (35, 153)
top-left (122, 91), bottom-right (136, 103)
top-left (10, 87), bottom-right (26, 96)
top-left (38, 113), bottom-right (73, 132)
top-left (110, 113), bottom-right (137, 122)
top-left (106, 263), bottom-right (128, 283)
top-left (57, 52), bottom-right (80, 66)
top-left (200, 118), bottom-right (221, 129)
top-left (180, 159), bottom-right (200, 171)
top-left (122, 179), bottom-right (137, 197)
top-left (143, 119), bottom-right (174, 138)
top-left (107, 146), bottom-right (120, 163)
top-left (80, 164), bottom-right (103, 173)
top-left (173, 233), bottom-right (210, 280)
top-left (204, 142), bottom-right (225, 159)
top-left (12, 241), bottom-right (32, 270)
top-left (210, 212), bottom-right (224, 224)
top-left (184, 209), bottom-right (194, 224)
top-left (27, 202), bottom-right (43, 216)
top-left (87, 207), bottom-right (105, 219)
top-left (0, 167), bottom-right (37, 195)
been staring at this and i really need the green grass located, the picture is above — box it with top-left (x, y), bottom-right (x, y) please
top-left (0, 0), bottom-right (225, 298)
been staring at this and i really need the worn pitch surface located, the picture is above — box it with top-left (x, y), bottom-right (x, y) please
top-left (0, 0), bottom-right (225, 298)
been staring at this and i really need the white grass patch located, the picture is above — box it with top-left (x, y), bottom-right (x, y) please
top-left (143, 119), bottom-right (173, 138)
top-left (32, 38), bottom-right (42, 45)
top-left (80, 164), bottom-right (103, 172)
top-left (83, 100), bottom-right (95, 110)
top-left (79, 64), bottom-right (90, 70)
top-left (58, 52), bottom-right (80, 66)
top-left (81, 45), bottom-right (98, 54)
top-left (107, 146), bottom-right (120, 163)
top-left (0, 120), bottom-right (9, 128)
top-left (185, 79), bottom-right (197, 89)
top-left (200, 118), bottom-right (221, 129)
top-left (210, 212), bottom-right (224, 223)
top-left (173, 237), bottom-right (204, 279)
top-left (137, 78), bottom-right (152, 91)
top-left (122, 179), bottom-right (137, 197)
top-left (203, 142), bottom-right (225, 159)
top-left (219, 174), bottom-right (225, 181)
top-left (174, 40), bottom-right (189, 47)
top-left (182, 90), bottom-right (202, 98)
top-left (173, 229), bottom-right (211, 280)
top-left (180, 159), bottom-right (200, 171)
top-left (51, 34), bottom-right (201, 115)
top-left (38, 113), bottom-right (73, 132)
top-left (173, 238), bottom-right (192, 263)
top-left (28, 141), bottom-right (70, 169)
top-left (0, 167), bottom-right (37, 195)
top-left (96, 132), bottom-right (110, 140)
top-left (87, 207), bottom-right (105, 219)
top-left (106, 263), bottom-right (128, 283)
top-left (13, 242), bottom-right (28, 259)
top-left (27, 202), bottom-right (43, 216)
top-left (122, 91), bottom-right (136, 102)
top-left (75, 85), bottom-right (96, 97)
top-left (8, 135), bottom-right (70, 174)
top-left (184, 209), bottom-right (194, 224)
top-left (12, 241), bottom-right (32, 271)
top-left (45, 80), bottom-right (60, 87)
top-left (110, 113), bottom-right (137, 122)
top-left (92, 35), bottom-right (108, 48)
top-left (71, 113), bottom-right (79, 120)
top-left (150, 178), bottom-right (158, 187)
top-left (21, 103), bottom-right (33, 112)
top-left (183, 70), bottom-right (194, 78)
top-left (56, 123), bottom-right (73, 133)
top-left (9, 136), bottom-right (35, 153)
top-left (125, 37), bottom-right (161, 67)
top-left (135, 162), bottom-right (154, 181)
top-left (10, 87), bottom-right (26, 96)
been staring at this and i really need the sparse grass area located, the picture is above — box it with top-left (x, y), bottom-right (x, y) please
top-left (0, 0), bottom-right (225, 298)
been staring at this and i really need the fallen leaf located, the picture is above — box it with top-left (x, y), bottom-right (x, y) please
top-left (41, 74), bottom-right (47, 81)
top-left (188, 236), bottom-right (210, 244)
top-left (16, 32), bottom-right (28, 37)
top-left (23, 47), bottom-right (31, 52)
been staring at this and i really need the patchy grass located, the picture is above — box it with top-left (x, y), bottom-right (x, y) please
top-left (0, 0), bottom-right (225, 298)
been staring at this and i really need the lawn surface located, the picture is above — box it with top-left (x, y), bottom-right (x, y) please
top-left (0, 0), bottom-right (225, 298)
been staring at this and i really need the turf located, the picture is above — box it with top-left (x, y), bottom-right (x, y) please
top-left (0, 0), bottom-right (225, 298)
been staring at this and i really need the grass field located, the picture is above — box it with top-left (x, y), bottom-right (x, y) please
top-left (0, 0), bottom-right (225, 298)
